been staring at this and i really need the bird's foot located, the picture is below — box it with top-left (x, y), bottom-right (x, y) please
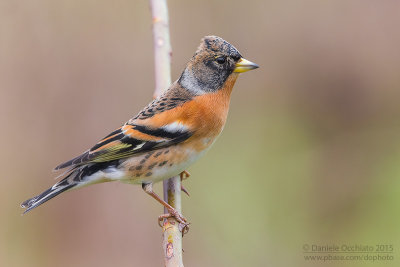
top-left (180, 170), bottom-right (190, 181)
top-left (158, 208), bottom-right (190, 235)
top-left (181, 185), bottom-right (190, 197)
top-left (180, 170), bottom-right (191, 196)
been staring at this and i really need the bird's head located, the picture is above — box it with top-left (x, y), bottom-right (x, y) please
top-left (179, 36), bottom-right (259, 94)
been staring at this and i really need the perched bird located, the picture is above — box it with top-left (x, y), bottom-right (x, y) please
top-left (21, 36), bottom-right (258, 225)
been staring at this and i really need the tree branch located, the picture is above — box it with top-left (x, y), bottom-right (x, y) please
top-left (150, 0), bottom-right (171, 98)
top-left (149, 1), bottom-right (184, 266)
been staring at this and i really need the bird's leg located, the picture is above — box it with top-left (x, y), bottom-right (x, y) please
top-left (180, 171), bottom-right (190, 196)
top-left (142, 182), bottom-right (189, 229)
top-left (180, 170), bottom-right (190, 181)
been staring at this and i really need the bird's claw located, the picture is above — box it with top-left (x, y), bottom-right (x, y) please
top-left (158, 208), bottom-right (190, 235)
top-left (179, 223), bottom-right (190, 236)
top-left (180, 170), bottom-right (190, 181)
top-left (181, 185), bottom-right (190, 197)
top-left (180, 170), bottom-right (191, 196)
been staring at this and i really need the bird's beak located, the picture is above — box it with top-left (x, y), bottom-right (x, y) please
top-left (234, 58), bottom-right (259, 73)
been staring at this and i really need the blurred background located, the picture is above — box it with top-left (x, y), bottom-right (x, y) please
top-left (1, 0), bottom-right (400, 266)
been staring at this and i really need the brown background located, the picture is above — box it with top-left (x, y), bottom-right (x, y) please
top-left (1, 0), bottom-right (400, 266)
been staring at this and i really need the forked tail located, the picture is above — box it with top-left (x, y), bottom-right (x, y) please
top-left (21, 177), bottom-right (77, 214)
top-left (21, 161), bottom-right (121, 213)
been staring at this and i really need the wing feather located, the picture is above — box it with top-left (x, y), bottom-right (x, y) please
top-left (54, 122), bottom-right (192, 170)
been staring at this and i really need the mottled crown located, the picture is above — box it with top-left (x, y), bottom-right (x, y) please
top-left (196, 36), bottom-right (241, 60)
top-left (179, 35), bottom-right (243, 94)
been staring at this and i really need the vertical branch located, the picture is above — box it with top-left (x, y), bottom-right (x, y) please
top-left (150, 0), bottom-right (171, 98)
top-left (150, 1), bottom-right (184, 266)
top-left (162, 177), bottom-right (183, 267)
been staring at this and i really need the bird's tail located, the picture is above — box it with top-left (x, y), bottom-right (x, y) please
top-left (21, 175), bottom-right (78, 214)
top-left (21, 161), bottom-right (121, 214)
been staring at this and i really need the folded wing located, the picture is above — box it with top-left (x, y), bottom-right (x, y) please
top-left (54, 122), bottom-right (192, 170)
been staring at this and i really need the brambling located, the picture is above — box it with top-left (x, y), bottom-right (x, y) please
top-left (21, 36), bottom-right (258, 225)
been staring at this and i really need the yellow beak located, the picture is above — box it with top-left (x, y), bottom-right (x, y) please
top-left (234, 58), bottom-right (259, 73)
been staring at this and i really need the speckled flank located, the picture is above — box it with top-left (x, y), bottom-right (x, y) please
top-left (121, 138), bottom-right (209, 184)
top-left (148, 163), bottom-right (157, 170)
top-left (159, 161), bottom-right (168, 167)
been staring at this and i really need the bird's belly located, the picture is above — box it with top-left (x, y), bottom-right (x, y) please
top-left (121, 139), bottom-right (212, 184)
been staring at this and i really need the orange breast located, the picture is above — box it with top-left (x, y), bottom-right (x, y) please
top-left (135, 73), bottom-right (239, 151)
top-left (144, 74), bottom-right (238, 130)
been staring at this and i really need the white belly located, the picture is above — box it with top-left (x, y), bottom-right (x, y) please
top-left (118, 141), bottom-right (213, 185)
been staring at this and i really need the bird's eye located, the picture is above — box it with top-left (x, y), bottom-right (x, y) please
top-left (215, 56), bottom-right (226, 64)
